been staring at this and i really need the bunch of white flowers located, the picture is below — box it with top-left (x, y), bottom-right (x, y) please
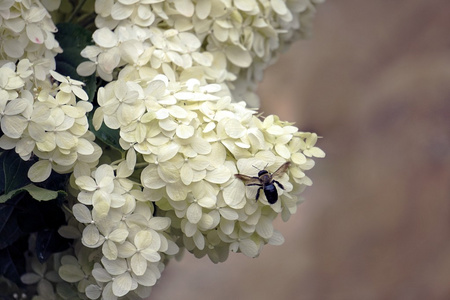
top-left (0, 61), bottom-right (101, 182)
top-left (0, 0), bottom-right (325, 299)
top-left (91, 73), bottom-right (324, 264)
top-left (0, 0), bottom-right (62, 80)
top-left (79, 0), bottom-right (323, 106)
top-left (64, 163), bottom-right (178, 299)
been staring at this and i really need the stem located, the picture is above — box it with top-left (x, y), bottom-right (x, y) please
top-left (67, 0), bottom-right (89, 23)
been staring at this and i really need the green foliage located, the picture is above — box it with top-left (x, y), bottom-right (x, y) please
top-left (55, 23), bottom-right (97, 102)
top-left (0, 150), bottom-right (34, 195)
top-left (0, 150), bottom-right (70, 285)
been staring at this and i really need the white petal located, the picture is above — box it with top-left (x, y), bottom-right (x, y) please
top-left (26, 24), bottom-right (44, 44)
top-left (93, 27), bottom-right (118, 48)
top-left (58, 265), bottom-right (85, 283)
top-left (28, 160), bottom-right (52, 182)
top-left (111, 2), bottom-right (133, 20)
top-left (225, 45), bottom-right (252, 68)
top-left (112, 272), bottom-right (132, 297)
top-left (205, 165), bottom-right (231, 184)
top-left (190, 137), bottom-right (211, 154)
top-left (82, 224), bottom-right (100, 247)
top-left (186, 203), bottom-right (202, 224)
top-left (166, 181), bottom-right (189, 201)
top-left (176, 124), bottom-right (194, 139)
top-left (141, 165), bottom-right (166, 189)
top-left (271, 0), bottom-right (288, 15)
top-left (148, 217), bottom-right (171, 231)
top-left (72, 203), bottom-right (92, 223)
top-left (174, 0), bottom-right (194, 17)
top-left (255, 216), bottom-right (274, 239)
top-left (222, 181), bottom-right (246, 209)
top-left (239, 239), bottom-right (259, 257)
top-left (225, 118), bottom-right (246, 138)
top-left (131, 253), bottom-right (147, 276)
top-left (2, 116), bottom-right (26, 138)
top-left (268, 230), bottom-right (285, 246)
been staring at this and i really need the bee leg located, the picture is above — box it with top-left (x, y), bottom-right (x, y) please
top-left (273, 180), bottom-right (285, 190)
top-left (245, 183), bottom-right (263, 201)
top-left (255, 187), bottom-right (263, 201)
top-left (247, 183), bottom-right (262, 187)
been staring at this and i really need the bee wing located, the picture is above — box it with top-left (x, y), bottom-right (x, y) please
top-left (271, 161), bottom-right (291, 178)
top-left (234, 174), bottom-right (261, 185)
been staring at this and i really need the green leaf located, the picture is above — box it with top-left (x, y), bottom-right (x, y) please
top-left (88, 111), bottom-right (122, 150)
top-left (35, 229), bottom-right (71, 263)
top-left (23, 184), bottom-right (63, 201)
top-left (0, 194), bottom-right (23, 249)
top-left (0, 184), bottom-right (66, 204)
top-left (56, 23), bottom-right (93, 51)
top-left (55, 23), bottom-right (97, 102)
top-left (0, 150), bottom-right (34, 195)
top-left (0, 235), bottom-right (28, 285)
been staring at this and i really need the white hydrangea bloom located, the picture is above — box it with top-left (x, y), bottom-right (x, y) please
top-left (21, 256), bottom-right (61, 300)
top-left (78, 0), bottom-right (323, 106)
top-left (0, 0), bottom-right (62, 80)
top-left (71, 161), bottom-right (179, 299)
top-left (91, 74), bottom-right (324, 262)
top-left (0, 61), bottom-right (102, 182)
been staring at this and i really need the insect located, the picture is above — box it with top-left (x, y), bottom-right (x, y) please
top-left (234, 162), bottom-right (291, 204)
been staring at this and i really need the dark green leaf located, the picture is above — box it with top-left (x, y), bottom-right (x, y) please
top-left (0, 150), bottom-right (34, 195)
top-left (54, 23), bottom-right (96, 102)
top-left (0, 235), bottom-right (28, 286)
top-left (56, 23), bottom-right (93, 50)
top-left (0, 195), bottom-right (23, 249)
top-left (16, 196), bottom-right (66, 233)
top-left (35, 229), bottom-right (71, 263)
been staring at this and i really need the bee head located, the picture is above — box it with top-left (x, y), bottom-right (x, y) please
top-left (258, 170), bottom-right (269, 177)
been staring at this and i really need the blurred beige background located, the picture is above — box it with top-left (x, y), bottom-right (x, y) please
top-left (151, 0), bottom-right (450, 299)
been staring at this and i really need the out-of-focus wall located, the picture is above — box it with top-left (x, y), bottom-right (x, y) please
top-left (151, 1), bottom-right (450, 299)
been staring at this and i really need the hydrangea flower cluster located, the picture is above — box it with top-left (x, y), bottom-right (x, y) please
top-left (0, 0), bottom-right (62, 80)
top-left (0, 0), bottom-right (325, 299)
top-left (0, 60), bottom-right (101, 182)
top-left (91, 74), bottom-right (324, 264)
top-left (78, 0), bottom-right (323, 106)
top-left (58, 163), bottom-right (178, 299)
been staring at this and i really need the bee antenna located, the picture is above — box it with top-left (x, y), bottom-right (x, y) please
top-left (252, 163), bottom-right (269, 170)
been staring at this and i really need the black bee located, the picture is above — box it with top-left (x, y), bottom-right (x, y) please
top-left (234, 162), bottom-right (291, 204)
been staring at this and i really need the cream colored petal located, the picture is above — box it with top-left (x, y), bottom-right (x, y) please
top-left (180, 164), bottom-right (193, 185)
top-left (193, 231), bottom-right (205, 250)
top-left (1, 116), bottom-right (27, 139)
top-left (239, 239), bottom-right (259, 257)
top-left (166, 181), bottom-right (189, 201)
top-left (222, 181), bottom-right (246, 209)
top-left (82, 224), bottom-right (101, 247)
top-left (58, 265), bottom-right (85, 283)
top-left (72, 203), bottom-right (92, 223)
top-left (148, 217), bottom-right (171, 231)
top-left (176, 124), bottom-right (194, 139)
top-left (28, 160), bottom-right (52, 182)
top-left (102, 240), bottom-right (118, 260)
top-left (141, 165), bottom-right (166, 189)
top-left (112, 272), bottom-right (132, 297)
top-left (225, 45), bottom-right (252, 68)
top-left (190, 137), bottom-right (211, 155)
top-left (255, 216), bottom-right (274, 239)
top-left (205, 165), bottom-right (231, 184)
top-left (268, 230), bottom-right (285, 246)
top-left (186, 202), bottom-right (202, 224)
